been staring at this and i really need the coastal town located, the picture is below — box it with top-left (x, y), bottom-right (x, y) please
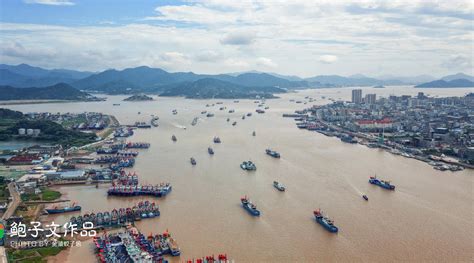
top-left (286, 90), bottom-right (474, 171)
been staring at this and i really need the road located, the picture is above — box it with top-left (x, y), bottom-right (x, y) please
top-left (2, 182), bottom-right (20, 220)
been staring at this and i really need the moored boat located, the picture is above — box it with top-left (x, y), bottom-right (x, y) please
top-left (369, 175), bottom-right (395, 190)
top-left (265, 149), bottom-right (280, 158)
top-left (273, 181), bottom-right (285, 191)
top-left (241, 196), bottom-right (260, 216)
top-left (313, 209), bottom-right (338, 233)
top-left (240, 161), bottom-right (256, 171)
top-left (45, 202), bottom-right (81, 214)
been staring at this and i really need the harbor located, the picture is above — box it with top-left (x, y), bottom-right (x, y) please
top-left (1, 87), bottom-right (473, 262)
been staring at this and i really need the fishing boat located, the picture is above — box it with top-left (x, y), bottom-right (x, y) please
top-left (273, 181), bottom-right (285, 191)
top-left (241, 196), bottom-right (260, 216)
top-left (369, 175), bottom-right (395, 190)
top-left (208, 147), bottom-right (214, 155)
top-left (313, 209), bottom-right (338, 233)
top-left (190, 157), bottom-right (196, 165)
top-left (240, 161), bottom-right (256, 171)
top-left (362, 194), bottom-right (368, 201)
top-left (206, 113), bottom-right (214, 117)
top-left (213, 136), bottom-right (221, 143)
top-left (247, 113), bottom-right (252, 117)
top-left (265, 149), bottom-right (281, 158)
top-left (172, 109), bottom-right (178, 115)
top-left (172, 135), bottom-right (177, 142)
top-left (227, 118), bottom-right (230, 122)
top-left (45, 202), bottom-right (81, 214)
top-left (191, 117), bottom-right (198, 126)
top-left (232, 121), bottom-right (237, 126)
top-left (242, 115), bottom-right (245, 120)
top-left (252, 131), bottom-right (256, 136)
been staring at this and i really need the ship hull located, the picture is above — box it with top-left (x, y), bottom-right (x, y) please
top-left (46, 206), bottom-right (81, 214)
top-left (314, 216), bottom-right (338, 233)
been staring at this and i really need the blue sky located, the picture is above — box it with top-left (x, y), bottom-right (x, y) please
top-left (0, 0), bottom-right (472, 77)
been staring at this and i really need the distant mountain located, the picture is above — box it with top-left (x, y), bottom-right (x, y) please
top-left (441, 73), bottom-right (474, 82)
top-left (0, 64), bottom-right (94, 88)
top-left (305, 75), bottom-right (403, 86)
top-left (377, 74), bottom-right (435, 84)
top-left (73, 66), bottom-right (307, 93)
top-left (0, 83), bottom-right (101, 101)
top-left (159, 78), bottom-right (285, 99)
top-left (227, 70), bottom-right (303, 81)
top-left (415, 79), bottom-right (474, 88)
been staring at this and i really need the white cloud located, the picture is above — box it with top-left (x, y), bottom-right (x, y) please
top-left (24, 0), bottom-right (75, 6)
top-left (1, 0), bottom-right (473, 77)
top-left (318, 55), bottom-right (338, 64)
top-left (441, 55), bottom-right (473, 71)
top-left (256, 57), bottom-right (277, 68)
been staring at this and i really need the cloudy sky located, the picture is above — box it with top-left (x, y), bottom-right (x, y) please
top-left (0, 0), bottom-right (473, 77)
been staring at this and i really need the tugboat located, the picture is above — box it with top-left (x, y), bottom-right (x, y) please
top-left (313, 209), bottom-right (338, 233)
top-left (273, 181), bottom-right (285, 191)
top-left (213, 136), bottom-right (221, 143)
top-left (45, 202), bottom-right (81, 214)
top-left (266, 149), bottom-right (281, 158)
top-left (240, 161), bottom-right (256, 171)
top-left (172, 135), bottom-right (177, 142)
top-left (208, 147), bottom-right (214, 155)
top-left (369, 175), bottom-right (395, 190)
top-left (190, 157), bottom-right (196, 165)
top-left (241, 196), bottom-right (260, 216)
top-left (362, 194), bottom-right (368, 201)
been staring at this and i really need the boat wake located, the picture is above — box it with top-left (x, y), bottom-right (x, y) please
top-left (172, 123), bottom-right (187, 129)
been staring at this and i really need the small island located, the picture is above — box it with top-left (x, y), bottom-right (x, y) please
top-left (123, 94), bottom-right (154, 101)
top-left (373, 85), bottom-right (386, 89)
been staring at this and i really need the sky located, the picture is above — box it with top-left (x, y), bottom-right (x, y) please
top-left (0, 0), bottom-right (473, 78)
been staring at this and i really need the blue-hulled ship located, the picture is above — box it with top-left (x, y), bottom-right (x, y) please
top-left (266, 149), bottom-right (280, 158)
top-left (313, 209), bottom-right (338, 233)
top-left (240, 161), bottom-right (256, 171)
top-left (45, 202), bottom-right (81, 214)
top-left (241, 196), bottom-right (260, 216)
top-left (369, 175), bottom-right (395, 190)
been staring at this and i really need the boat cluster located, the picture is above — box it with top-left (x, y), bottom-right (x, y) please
top-left (69, 201), bottom-right (160, 229)
top-left (125, 142), bottom-right (151, 149)
top-left (115, 171), bottom-right (139, 186)
top-left (107, 183), bottom-right (172, 197)
top-left (114, 127), bottom-right (134, 138)
top-left (94, 226), bottom-right (180, 263)
top-left (185, 255), bottom-right (231, 263)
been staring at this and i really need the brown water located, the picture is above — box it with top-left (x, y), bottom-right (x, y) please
top-left (5, 87), bottom-right (473, 262)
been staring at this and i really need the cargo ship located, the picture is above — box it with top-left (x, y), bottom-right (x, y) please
top-left (190, 157), bottom-right (196, 165)
top-left (213, 136), bottom-right (221, 143)
top-left (208, 147), bottom-right (214, 155)
top-left (313, 209), bottom-right (338, 233)
top-left (265, 149), bottom-right (281, 158)
top-left (369, 175), bottom-right (395, 190)
top-left (241, 196), bottom-right (260, 216)
top-left (45, 202), bottom-right (81, 214)
top-left (273, 181), bottom-right (285, 191)
top-left (240, 161), bottom-right (256, 171)
top-left (107, 183), bottom-right (172, 197)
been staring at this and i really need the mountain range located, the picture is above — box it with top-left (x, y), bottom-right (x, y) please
top-left (0, 64), bottom-right (472, 96)
top-left (0, 64), bottom-right (93, 88)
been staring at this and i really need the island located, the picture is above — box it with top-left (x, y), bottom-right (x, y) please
top-left (159, 78), bottom-right (284, 99)
top-left (415, 79), bottom-right (474, 88)
top-left (123, 94), bottom-right (154, 101)
top-left (373, 85), bottom-right (386, 88)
